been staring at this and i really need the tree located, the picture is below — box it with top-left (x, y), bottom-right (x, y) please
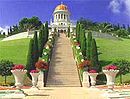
top-left (67, 26), bottom-right (70, 37)
top-left (0, 60), bottom-right (14, 84)
top-left (26, 39), bottom-right (34, 78)
top-left (87, 31), bottom-right (92, 60)
top-left (76, 23), bottom-right (80, 42)
top-left (90, 39), bottom-right (99, 70)
top-left (39, 25), bottom-right (44, 57)
top-left (33, 31), bottom-right (39, 65)
top-left (80, 29), bottom-right (86, 56)
top-left (19, 16), bottom-right (42, 32)
top-left (113, 59), bottom-right (130, 84)
top-left (44, 21), bottom-right (49, 43)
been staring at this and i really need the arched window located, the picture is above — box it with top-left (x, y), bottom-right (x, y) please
top-left (56, 14), bottom-right (57, 19)
top-left (64, 14), bottom-right (66, 19)
top-left (58, 14), bottom-right (60, 19)
top-left (61, 14), bottom-right (63, 19)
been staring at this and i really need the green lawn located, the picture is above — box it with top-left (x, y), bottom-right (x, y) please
top-left (0, 38), bottom-right (30, 65)
top-left (96, 38), bottom-right (130, 66)
top-left (96, 38), bottom-right (130, 84)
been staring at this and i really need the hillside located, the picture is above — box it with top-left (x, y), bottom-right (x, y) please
top-left (96, 38), bottom-right (130, 66)
top-left (0, 38), bottom-right (30, 65)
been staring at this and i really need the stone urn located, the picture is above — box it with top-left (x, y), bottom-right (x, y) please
top-left (88, 73), bottom-right (98, 87)
top-left (103, 70), bottom-right (119, 90)
top-left (82, 71), bottom-right (90, 87)
top-left (11, 69), bottom-right (27, 88)
top-left (37, 71), bottom-right (44, 88)
top-left (30, 72), bottom-right (39, 88)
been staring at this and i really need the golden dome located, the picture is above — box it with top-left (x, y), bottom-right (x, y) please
top-left (55, 4), bottom-right (68, 11)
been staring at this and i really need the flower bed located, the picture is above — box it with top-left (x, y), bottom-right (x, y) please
top-left (40, 32), bottom-right (56, 86)
top-left (70, 35), bottom-right (85, 81)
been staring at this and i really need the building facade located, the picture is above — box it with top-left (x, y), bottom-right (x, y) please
top-left (50, 3), bottom-right (75, 33)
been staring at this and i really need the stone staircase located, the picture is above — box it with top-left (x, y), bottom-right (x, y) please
top-left (46, 33), bottom-right (81, 87)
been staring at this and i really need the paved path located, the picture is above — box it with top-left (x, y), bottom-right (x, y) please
top-left (24, 87), bottom-right (105, 99)
top-left (46, 33), bottom-right (81, 87)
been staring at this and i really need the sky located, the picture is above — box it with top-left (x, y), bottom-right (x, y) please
top-left (0, 0), bottom-right (130, 33)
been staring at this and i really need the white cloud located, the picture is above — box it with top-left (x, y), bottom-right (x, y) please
top-left (109, 0), bottom-right (130, 22)
top-left (109, 0), bottom-right (121, 13)
top-left (0, 26), bottom-right (9, 35)
top-left (124, 0), bottom-right (130, 17)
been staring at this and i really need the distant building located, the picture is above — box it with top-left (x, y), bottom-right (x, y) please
top-left (50, 2), bottom-right (76, 33)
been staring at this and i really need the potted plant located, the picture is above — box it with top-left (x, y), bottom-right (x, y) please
top-left (35, 60), bottom-right (48, 88)
top-left (30, 70), bottom-right (39, 88)
top-left (88, 69), bottom-right (98, 87)
top-left (11, 64), bottom-right (27, 88)
top-left (103, 65), bottom-right (119, 90)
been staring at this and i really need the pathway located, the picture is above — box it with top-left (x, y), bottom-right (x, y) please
top-left (46, 33), bottom-right (81, 87)
top-left (24, 87), bottom-right (105, 99)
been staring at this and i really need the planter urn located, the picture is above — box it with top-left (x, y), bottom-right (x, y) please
top-left (88, 73), bottom-right (98, 87)
top-left (11, 69), bottom-right (27, 88)
top-left (30, 73), bottom-right (39, 88)
top-left (103, 70), bottom-right (119, 90)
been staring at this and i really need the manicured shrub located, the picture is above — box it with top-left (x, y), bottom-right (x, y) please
top-left (0, 60), bottom-right (14, 84)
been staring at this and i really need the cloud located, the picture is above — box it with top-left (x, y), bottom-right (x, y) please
top-left (124, 0), bottom-right (130, 17)
top-left (0, 26), bottom-right (9, 35)
top-left (109, 0), bottom-right (130, 15)
top-left (109, 0), bottom-right (121, 13)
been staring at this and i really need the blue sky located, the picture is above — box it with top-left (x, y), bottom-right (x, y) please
top-left (0, 0), bottom-right (130, 32)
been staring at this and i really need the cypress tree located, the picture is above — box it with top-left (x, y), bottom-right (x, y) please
top-left (80, 29), bottom-right (86, 56)
top-left (79, 24), bottom-right (83, 44)
top-left (26, 39), bottom-right (34, 78)
top-left (67, 26), bottom-right (70, 37)
top-left (44, 21), bottom-right (49, 43)
top-left (90, 39), bottom-right (99, 69)
top-left (33, 31), bottom-right (39, 64)
top-left (87, 31), bottom-right (92, 60)
top-left (39, 26), bottom-right (44, 57)
top-left (76, 23), bottom-right (80, 42)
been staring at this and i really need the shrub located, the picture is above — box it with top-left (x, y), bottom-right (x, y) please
top-left (0, 60), bottom-right (14, 84)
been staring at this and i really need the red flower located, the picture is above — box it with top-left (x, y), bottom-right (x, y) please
top-left (78, 60), bottom-right (91, 69)
top-left (104, 65), bottom-right (118, 70)
top-left (35, 60), bottom-right (48, 70)
top-left (74, 42), bottom-right (80, 46)
top-left (30, 70), bottom-right (39, 73)
top-left (89, 70), bottom-right (97, 73)
top-left (12, 64), bottom-right (25, 70)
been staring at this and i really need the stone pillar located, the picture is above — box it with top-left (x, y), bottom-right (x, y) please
top-left (82, 71), bottom-right (90, 87)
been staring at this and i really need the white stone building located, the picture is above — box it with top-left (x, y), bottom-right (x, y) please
top-left (50, 3), bottom-right (76, 33)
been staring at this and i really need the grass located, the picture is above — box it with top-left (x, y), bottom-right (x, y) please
top-left (96, 38), bottom-right (130, 66)
top-left (0, 38), bottom-right (30, 65)
top-left (96, 38), bottom-right (130, 84)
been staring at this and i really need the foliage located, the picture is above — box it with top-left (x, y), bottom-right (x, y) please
top-left (78, 18), bottom-right (130, 38)
top-left (35, 60), bottom-right (48, 70)
top-left (80, 29), bottom-right (86, 56)
top-left (113, 59), bottom-right (130, 84)
top-left (67, 26), bottom-right (70, 37)
top-left (26, 39), bottom-right (34, 78)
top-left (90, 39), bottom-right (99, 70)
top-left (33, 31), bottom-right (39, 66)
top-left (19, 16), bottom-right (42, 32)
top-left (86, 31), bottom-right (92, 60)
top-left (0, 60), bottom-right (14, 84)
top-left (39, 25), bottom-right (44, 57)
